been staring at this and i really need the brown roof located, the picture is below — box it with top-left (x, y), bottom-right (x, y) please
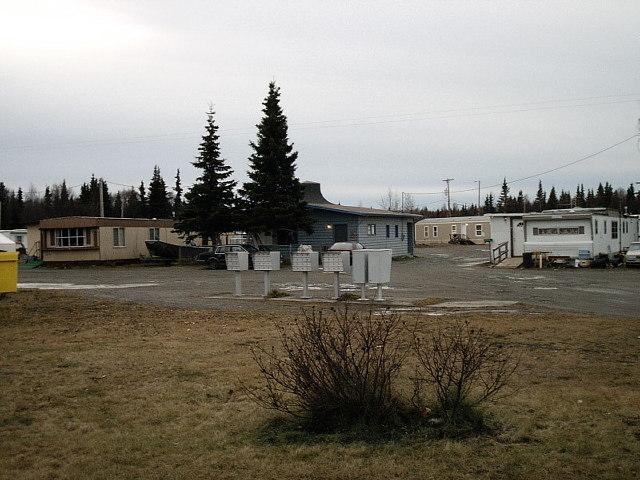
top-left (38, 216), bottom-right (175, 229)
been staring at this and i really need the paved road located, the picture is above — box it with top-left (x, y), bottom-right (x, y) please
top-left (17, 245), bottom-right (640, 317)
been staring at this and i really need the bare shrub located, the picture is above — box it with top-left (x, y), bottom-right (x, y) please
top-left (413, 320), bottom-right (518, 426)
top-left (249, 307), bottom-right (408, 431)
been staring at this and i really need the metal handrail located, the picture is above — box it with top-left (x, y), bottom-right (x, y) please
top-left (491, 241), bottom-right (509, 264)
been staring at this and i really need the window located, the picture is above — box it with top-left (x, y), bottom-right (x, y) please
top-left (423, 226), bottom-right (429, 238)
top-left (113, 227), bottom-right (126, 247)
top-left (475, 224), bottom-right (483, 236)
top-left (532, 226), bottom-right (584, 235)
top-left (611, 221), bottom-right (618, 239)
top-left (433, 226), bottom-right (438, 237)
top-left (367, 224), bottom-right (376, 235)
top-left (385, 225), bottom-right (390, 238)
top-left (604, 221), bottom-right (607, 235)
top-left (451, 224), bottom-right (457, 234)
top-left (594, 220), bottom-right (598, 234)
top-left (149, 227), bottom-right (160, 241)
top-left (52, 228), bottom-right (91, 248)
top-left (395, 225), bottom-right (399, 238)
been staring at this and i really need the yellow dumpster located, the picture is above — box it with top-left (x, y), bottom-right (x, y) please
top-left (0, 252), bottom-right (19, 294)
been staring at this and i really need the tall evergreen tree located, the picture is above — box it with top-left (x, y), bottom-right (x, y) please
top-left (147, 166), bottom-right (173, 218)
top-left (483, 193), bottom-right (495, 213)
top-left (239, 82), bottom-right (313, 243)
top-left (138, 181), bottom-right (148, 217)
top-left (626, 183), bottom-right (638, 214)
top-left (174, 108), bottom-right (237, 244)
top-left (43, 186), bottom-right (53, 217)
top-left (558, 189), bottom-right (571, 208)
top-left (547, 187), bottom-right (558, 209)
top-left (516, 190), bottom-right (525, 212)
top-left (534, 181), bottom-right (546, 211)
top-left (575, 184), bottom-right (586, 208)
top-left (595, 183), bottom-right (605, 207)
top-left (497, 178), bottom-right (509, 213)
top-left (114, 192), bottom-right (123, 217)
top-left (173, 169), bottom-right (183, 218)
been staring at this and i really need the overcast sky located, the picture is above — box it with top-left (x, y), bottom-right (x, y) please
top-left (1, 0), bottom-right (639, 209)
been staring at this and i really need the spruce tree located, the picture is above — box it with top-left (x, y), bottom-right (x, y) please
top-left (626, 183), bottom-right (638, 214)
top-left (148, 166), bottom-right (173, 218)
top-left (497, 178), bottom-right (509, 212)
top-left (173, 169), bottom-right (183, 218)
top-left (239, 82), bottom-right (313, 244)
top-left (138, 181), bottom-right (148, 217)
top-left (174, 108), bottom-right (237, 245)
top-left (547, 187), bottom-right (558, 209)
top-left (535, 181), bottom-right (546, 212)
top-left (559, 190), bottom-right (571, 208)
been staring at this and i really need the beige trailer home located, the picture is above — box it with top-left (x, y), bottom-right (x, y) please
top-left (415, 215), bottom-right (491, 245)
top-left (28, 216), bottom-right (181, 263)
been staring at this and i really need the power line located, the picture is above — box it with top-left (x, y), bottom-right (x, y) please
top-left (405, 133), bottom-right (640, 199)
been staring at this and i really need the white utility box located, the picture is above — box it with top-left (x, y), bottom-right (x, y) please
top-left (351, 250), bottom-right (368, 284)
top-left (292, 251), bottom-right (319, 272)
top-left (253, 251), bottom-right (280, 271)
top-left (366, 249), bottom-right (392, 283)
top-left (225, 251), bottom-right (249, 271)
top-left (322, 252), bottom-right (344, 272)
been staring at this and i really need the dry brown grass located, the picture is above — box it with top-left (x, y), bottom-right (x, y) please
top-left (1, 291), bottom-right (639, 479)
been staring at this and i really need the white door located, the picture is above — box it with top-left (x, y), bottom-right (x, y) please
top-left (511, 219), bottom-right (525, 257)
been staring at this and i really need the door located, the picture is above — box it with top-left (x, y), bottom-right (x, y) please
top-left (333, 224), bottom-right (348, 242)
top-left (510, 219), bottom-right (525, 257)
top-left (407, 222), bottom-right (414, 255)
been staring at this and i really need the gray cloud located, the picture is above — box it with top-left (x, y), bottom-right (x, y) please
top-left (2, 0), bottom-right (639, 208)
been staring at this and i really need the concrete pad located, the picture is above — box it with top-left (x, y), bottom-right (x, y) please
top-left (434, 300), bottom-right (519, 308)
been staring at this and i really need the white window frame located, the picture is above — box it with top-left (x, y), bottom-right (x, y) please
top-left (367, 224), bottom-right (376, 236)
top-left (451, 224), bottom-right (457, 234)
top-left (433, 226), bottom-right (438, 237)
top-left (475, 224), bottom-right (483, 236)
top-left (611, 221), bottom-right (618, 239)
top-left (423, 226), bottom-right (429, 238)
top-left (113, 227), bottom-right (126, 247)
top-left (149, 227), bottom-right (160, 241)
top-left (52, 228), bottom-right (91, 248)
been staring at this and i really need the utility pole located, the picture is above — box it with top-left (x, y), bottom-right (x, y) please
top-left (442, 178), bottom-right (453, 217)
top-left (475, 180), bottom-right (481, 214)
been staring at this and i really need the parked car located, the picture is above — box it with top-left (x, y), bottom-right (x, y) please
top-left (624, 242), bottom-right (640, 267)
top-left (327, 242), bottom-right (364, 265)
top-left (195, 244), bottom-right (259, 269)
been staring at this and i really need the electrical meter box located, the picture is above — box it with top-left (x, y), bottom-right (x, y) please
top-left (253, 251), bottom-right (280, 271)
top-left (322, 252), bottom-right (344, 272)
top-left (225, 251), bottom-right (249, 271)
top-left (351, 250), bottom-right (368, 283)
top-left (366, 249), bottom-right (392, 283)
top-left (292, 251), bottom-right (319, 272)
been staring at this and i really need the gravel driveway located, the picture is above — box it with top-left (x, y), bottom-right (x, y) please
top-left (17, 245), bottom-right (640, 317)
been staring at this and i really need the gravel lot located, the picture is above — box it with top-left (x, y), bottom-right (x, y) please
top-left (17, 245), bottom-right (640, 317)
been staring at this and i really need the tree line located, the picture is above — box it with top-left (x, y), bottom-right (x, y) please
top-left (1, 82), bottom-right (313, 245)
top-left (416, 179), bottom-right (640, 218)
top-left (0, 167), bottom-right (180, 229)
